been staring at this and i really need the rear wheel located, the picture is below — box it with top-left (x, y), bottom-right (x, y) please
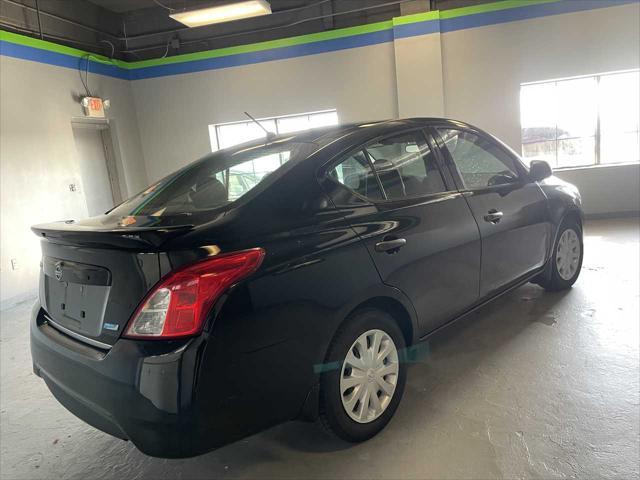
top-left (538, 218), bottom-right (583, 291)
top-left (319, 308), bottom-right (407, 442)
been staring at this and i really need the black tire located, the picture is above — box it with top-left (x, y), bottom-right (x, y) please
top-left (319, 308), bottom-right (407, 442)
top-left (538, 217), bottom-right (584, 291)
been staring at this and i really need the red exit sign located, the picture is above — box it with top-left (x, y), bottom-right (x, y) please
top-left (81, 96), bottom-right (105, 118)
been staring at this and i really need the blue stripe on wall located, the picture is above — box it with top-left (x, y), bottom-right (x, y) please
top-left (128, 29), bottom-right (395, 80)
top-left (393, 20), bottom-right (441, 39)
top-left (441, 0), bottom-right (638, 32)
top-left (1, 0), bottom-right (637, 80)
top-left (0, 40), bottom-right (129, 80)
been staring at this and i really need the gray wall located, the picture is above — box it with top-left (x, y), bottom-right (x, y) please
top-left (131, 41), bottom-right (398, 179)
top-left (394, 32), bottom-right (445, 118)
top-left (0, 56), bottom-right (148, 306)
top-left (554, 164), bottom-right (640, 217)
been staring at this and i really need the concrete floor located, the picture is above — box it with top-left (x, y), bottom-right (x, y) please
top-left (1, 217), bottom-right (638, 480)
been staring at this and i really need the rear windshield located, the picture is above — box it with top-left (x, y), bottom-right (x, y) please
top-left (109, 140), bottom-right (317, 217)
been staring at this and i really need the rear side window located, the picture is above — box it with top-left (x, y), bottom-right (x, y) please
top-left (437, 128), bottom-right (520, 189)
top-left (365, 131), bottom-right (447, 199)
top-left (328, 150), bottom-right (384, 200)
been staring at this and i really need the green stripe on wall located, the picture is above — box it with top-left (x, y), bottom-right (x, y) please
top-left (126, 20), bottom-right (394, 68)
top-left (0, 0), bottom-right (563, 70)
top-left (393, 11), bottom-right (440, 26)
top-left (0, 30), bottom-right (129, 68)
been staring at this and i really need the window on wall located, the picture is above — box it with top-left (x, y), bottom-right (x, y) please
top-left (209, 110), bottom-right (339, 151)
top-left (520, 70), bottom-right (640, 169)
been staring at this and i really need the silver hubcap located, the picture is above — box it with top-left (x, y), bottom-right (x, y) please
top-left (556, 228), bottom-right (581, 281)
top-left (340, 329), bottom-right (399, 424)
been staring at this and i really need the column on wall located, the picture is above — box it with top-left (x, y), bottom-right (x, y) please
top-left (392, 12), bottom-right (445, 118)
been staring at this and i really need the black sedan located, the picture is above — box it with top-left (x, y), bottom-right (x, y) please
top-left (30, 118), bottom-right (583, 458)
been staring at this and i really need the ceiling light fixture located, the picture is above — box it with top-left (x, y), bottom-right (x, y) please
top-left (169, 0), bottom-right (272, 28)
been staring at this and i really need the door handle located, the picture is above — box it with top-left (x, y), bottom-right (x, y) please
top-left (484, 209), bottom-right (503, 224)
top-left (375, 237), bottom-right (407, 254)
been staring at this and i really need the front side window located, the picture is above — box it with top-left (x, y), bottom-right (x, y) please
top-left (365, 132), bottom-right (446, 199)
top-left (437, 129), bottom-right (520, 189)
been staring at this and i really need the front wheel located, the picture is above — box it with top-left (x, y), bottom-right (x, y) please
top-left (538, 218), bottom-right (584, 291)
top-left (319, 309), bottom-right (407, 442)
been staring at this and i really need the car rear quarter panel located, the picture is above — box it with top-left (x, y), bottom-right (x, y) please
top-left (161, 161), bottom-right (418, 442)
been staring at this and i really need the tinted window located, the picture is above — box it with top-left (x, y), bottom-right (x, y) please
top-left (227, 172), bottom-right (260, 200)
top-left (109, 141), bottom-right (316, 217)
top-left (328, 150), bottom-right (384, 200)
top-left (437, 129), bottom-right (520, 189)
top-left (365, 132), bottom-right (446, 199)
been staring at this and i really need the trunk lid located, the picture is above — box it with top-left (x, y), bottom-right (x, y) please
top-left (33, 216), bottom-right (194, 347)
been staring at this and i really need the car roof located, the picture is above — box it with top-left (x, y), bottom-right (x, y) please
top-left (265, 117), bottom-right (468, 148)
top-left (212, 117), bottom-right (473, 170)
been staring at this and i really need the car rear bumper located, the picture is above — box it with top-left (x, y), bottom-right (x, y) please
top-left (30, 302), bottom-right (214, 458)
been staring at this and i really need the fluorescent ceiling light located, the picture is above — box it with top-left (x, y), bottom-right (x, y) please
top-left (169, 0), bottom-right (272, 28)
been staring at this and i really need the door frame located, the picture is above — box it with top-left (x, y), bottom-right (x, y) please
top-left (70, 118), bottom-right (123, 207)
top-left (427, 124), bottom-right (552, 297)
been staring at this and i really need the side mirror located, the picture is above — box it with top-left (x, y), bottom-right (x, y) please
top-left (529, 160), bottom-right (553, 182)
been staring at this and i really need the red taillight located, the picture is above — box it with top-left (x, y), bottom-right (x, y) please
top-left (124, 248), bottom-right (265, 339)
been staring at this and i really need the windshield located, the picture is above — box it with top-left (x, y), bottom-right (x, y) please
top-left (109, 140), bottom-right (317, 217)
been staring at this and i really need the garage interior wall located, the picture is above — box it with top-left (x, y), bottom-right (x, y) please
top-left (0, 56), bottom-right (148, 307)
top-left (130, 40), bottom-right (399, 179)
top-left (0, 0), bottom-right (639, 306)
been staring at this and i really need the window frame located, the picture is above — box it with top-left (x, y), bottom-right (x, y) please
top-left (430, 125), bottom-right (528, 193)
top-left (328, 148), bottom-right (386, 202)
top-left (520, 69), bottom-right (640, 169)
top-left (321, 128), bottom-right (455, 204)
top-left (210, 109), bottom-right (338, 151)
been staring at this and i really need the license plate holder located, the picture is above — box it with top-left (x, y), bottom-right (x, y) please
top-left (43, 277), bottom-right (110, 338)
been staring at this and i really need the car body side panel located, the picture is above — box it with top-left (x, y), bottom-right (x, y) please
top-left (429, 124), bottom-right (553, 297)
top-left (320, 190), bottom-right (481, 337)
top-left (539, 175), bottom-right (584, 234)
top-left (530, 175), bottom-right (584, 287)
top-left (462, 183), bottom-right (552, 297)
top-left (190, 242), bottom-right (414, 446)
top-left (313, 126), bottom-right (481, 337)
top-left (160, 171), bottom-right (418, 448)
